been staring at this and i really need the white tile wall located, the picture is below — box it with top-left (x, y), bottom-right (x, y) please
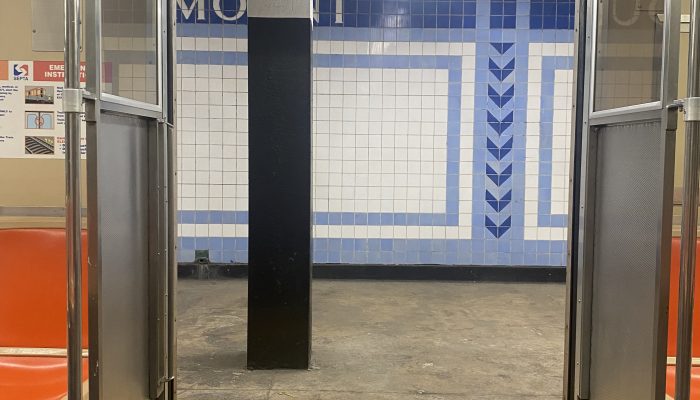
top-left (313, 67), bottom-right (450, 214)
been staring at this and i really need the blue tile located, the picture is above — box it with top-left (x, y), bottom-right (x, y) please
top-left (381, 239), bottom-right (393, 251)
top-left (314, 250), bottom-right (328, 263)
top-left (394, 240), bottom-right (407, 252)
top-left (354, 252), bottom-right (369, 264)
top-left (328, 252), bottom-right (341, 263)
top-left (342, 212), bottom-right (354, 224)
top-left (315, 239), bottom-right (328, 251)
top-left (223, 238), bottom-right (236, 249)
top-left (315, 213), bottom-right (329, 225)
top-left (342, 239), bottom-right (354, 252)
top-left (381, 252), bottom-right (394, 264)
top-left (329, 213), bottom-right (342, 225)
top-left (329, 239), bottom-right (342, 251)
top-left (341, 251), bottom-right (355, 263)
top-left (222, 251), bottom-right (236, 263)
top-left (208, 250), bottom-right (223, 263)
top-left (181, 237), bottom-right (195, 250)
top-left (355, 239), bottom-right (368, 251)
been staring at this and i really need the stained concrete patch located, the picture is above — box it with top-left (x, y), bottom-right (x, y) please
top-left (177, 280), bottom-right (565, 399)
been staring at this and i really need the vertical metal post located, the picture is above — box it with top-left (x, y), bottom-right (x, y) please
top-left (166, 0), bottom-right (178, 397)
top-left (676, 0), bottom-right (700, 396)
top-left (64, 0), bottom-right (83, 398)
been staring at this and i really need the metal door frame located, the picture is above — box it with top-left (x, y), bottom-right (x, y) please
top-left (83, 0), bottom-right (177, 398)
top-left (566, 0), bottom-right (681, 398)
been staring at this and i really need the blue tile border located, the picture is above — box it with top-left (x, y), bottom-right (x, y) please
top-left (178, 50), bottom-right (463, 227)
top-left (537, 55), bottom-right (573, 228)
top-left (315, 54), bottom-right (462, 225)
top-left (178, 236), bottom-right (567, 267)
top-left (176, 0), bottom-right (574, 30)
top-left (177, 24), bottom-right (574, 43)
top-left (529, 0), bottom-right (576, 30)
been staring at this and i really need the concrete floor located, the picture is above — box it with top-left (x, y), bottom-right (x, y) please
top-left (177, 280), bottom-right (565, 400)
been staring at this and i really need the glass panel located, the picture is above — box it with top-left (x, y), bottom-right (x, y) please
top-left (101, 0), bottom-right (159, 105)
top-left (593, 0), bottom-right (665, 111)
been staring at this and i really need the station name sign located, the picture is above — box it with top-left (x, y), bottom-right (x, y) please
top-left (177, 0), bottom-right (344, 25)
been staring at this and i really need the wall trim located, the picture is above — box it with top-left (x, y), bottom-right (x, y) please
top-left (178, 263), bottom-right (565, 283)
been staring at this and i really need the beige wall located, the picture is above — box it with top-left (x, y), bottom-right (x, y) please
top-left (671, 0), bottom-right (692, 236)
top-left (0, 1), bottom-right (85, 228)
top-left (675, 2), bottom-right (691, 192)
top-left (674, 37), bottom-right (688, 192)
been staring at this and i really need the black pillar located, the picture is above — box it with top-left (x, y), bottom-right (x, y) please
top-left (247, 2), bottom-right (313, 369)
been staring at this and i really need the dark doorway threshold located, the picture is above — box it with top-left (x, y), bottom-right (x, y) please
top-left (178, 263), bottom-right (565, 283)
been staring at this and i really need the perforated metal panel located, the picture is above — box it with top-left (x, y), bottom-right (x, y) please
top-left (589, 121), bottom-right (667, 400)
top-left (88, 113), bottom-right (150, 399)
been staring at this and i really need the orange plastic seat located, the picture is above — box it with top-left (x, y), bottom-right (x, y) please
top-left (0, 229), bottom-right (88, 348)
top-left (0, 229), bottom-right (89, 400)
top-left (0, 357), bottom-right (88, 400)
top-left (666, 238), bottom-right (700, 399)
top-left (666, 365), bottom-right (700, 399)
top-left (668, 238), bottom-right (700, 358)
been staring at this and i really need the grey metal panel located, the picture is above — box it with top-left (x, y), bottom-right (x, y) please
top-left (90, 112), bottom-right (150, 400)
top-left (31, 0), bottom-right (65, 52)
top-left (589, 121), bottom-right (668, 400)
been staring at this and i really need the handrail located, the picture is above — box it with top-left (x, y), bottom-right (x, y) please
top-left (675, 0), bottom-right (700, 395)
top-left (64, 0), bottom-right (83, 397)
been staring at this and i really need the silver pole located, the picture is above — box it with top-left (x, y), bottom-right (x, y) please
top-left (167, 1), bottom-right (178, 397)
top-left (64, 0), bottom-right (83, 397)
top-left (675, 0), bottom-right (700, 396)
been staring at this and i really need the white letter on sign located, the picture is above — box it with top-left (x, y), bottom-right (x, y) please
top-left (213, 0), bottom-right (247, 21)
top-left (176, 0), bottom-right (205, 21)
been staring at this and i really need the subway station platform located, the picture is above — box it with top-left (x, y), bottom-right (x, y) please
top-left (177, 280), bottom-right (564, 400)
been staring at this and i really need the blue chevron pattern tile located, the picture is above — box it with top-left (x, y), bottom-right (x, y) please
top-left (483, 41), bottom-right (517, 239)
top-left (488, 85), bottom-right (514, 107)
top-left (486, 190), bottom-right (512, 212)
top-left (488, 59), bottom-right (515, 81)
top-left (487, 137), bottom-right (513, 160)
top-left (491, 42), bottom-right (514, 55)
top-left (487, 111), bottom-right (514, 135)
top-left (485, 216), bottom-right (512, 239)
top-left (486, 164), bottom-right (513, 186)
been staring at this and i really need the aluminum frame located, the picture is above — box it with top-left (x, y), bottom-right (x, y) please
top-left (562, 0), bottom-right (589, 397)
top-left (84, 0), bottom-right (176, 398)
top-left (588, 0), bottom-right (671, 118)
top-left (569, 0), bottom-right (681, 397)
top-left (571, 0), bottom-right (598, 394)
top-left (674, 0), bottom-right (700, 396)
top-left (165, 1), bottom-right (178, 394)
top-left (96, 0), bottom-right (165, 112)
